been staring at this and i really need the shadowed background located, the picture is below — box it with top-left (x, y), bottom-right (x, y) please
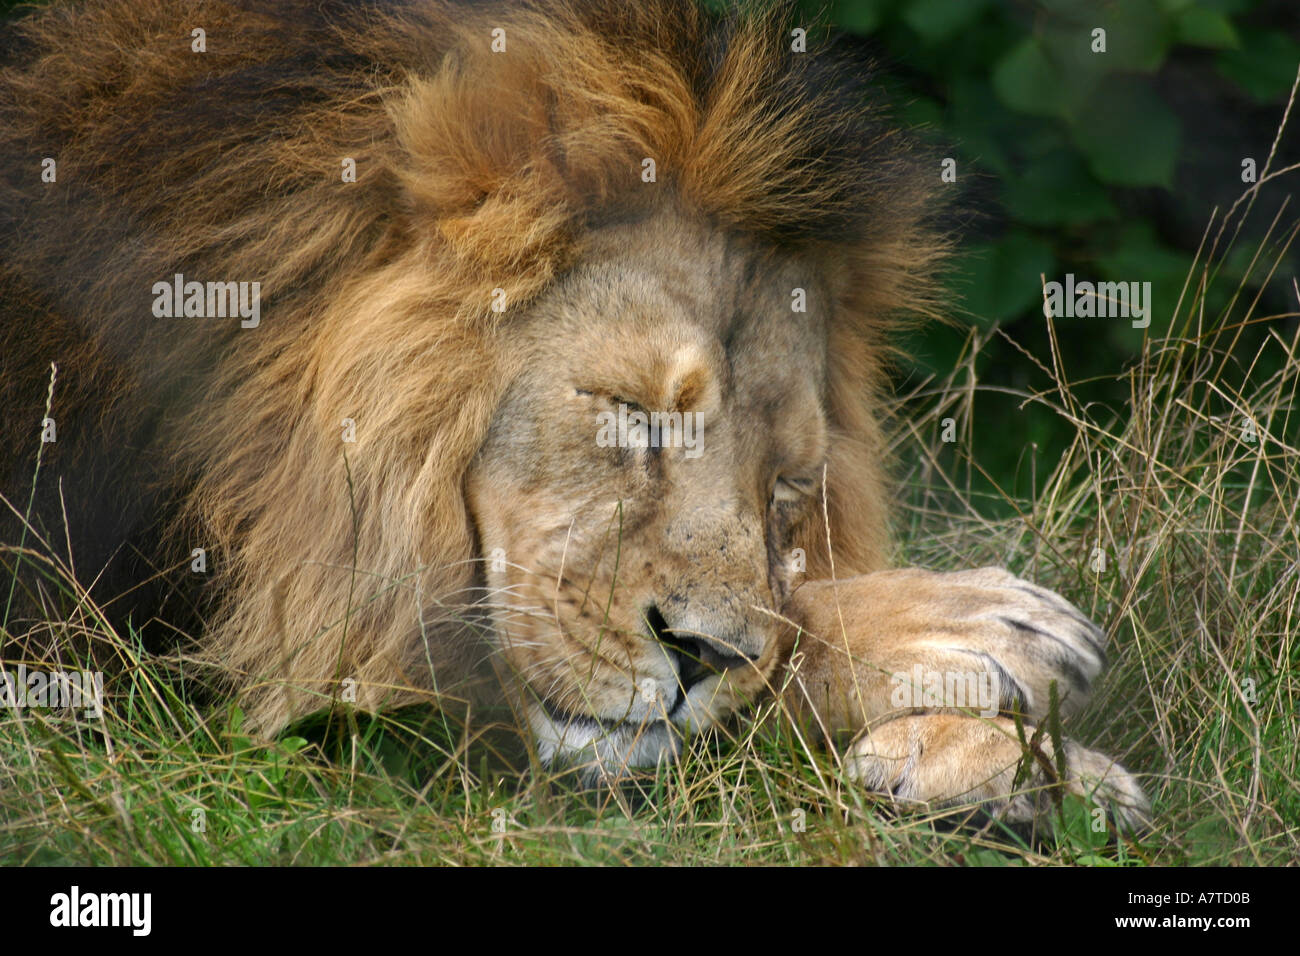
top-left (789, 0), bottom-right (1300, 501)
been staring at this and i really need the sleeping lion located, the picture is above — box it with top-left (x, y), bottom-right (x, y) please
top-left (0, 0), bottom-right (1148, 831)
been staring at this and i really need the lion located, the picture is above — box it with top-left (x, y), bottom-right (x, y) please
top-left (0, 0), bottom-right (1148, 832)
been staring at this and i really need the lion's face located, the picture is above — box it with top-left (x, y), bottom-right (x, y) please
top-left (467, 210), bottom-right (831, 775)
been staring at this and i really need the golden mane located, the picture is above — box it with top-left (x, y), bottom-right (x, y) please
top-left (0, 0), bottom-right (943, 731)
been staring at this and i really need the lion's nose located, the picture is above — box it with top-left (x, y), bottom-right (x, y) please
top-left (645, 605), bottom-right (755, 692)
top-left (668, 636), bottom-right (751, 691)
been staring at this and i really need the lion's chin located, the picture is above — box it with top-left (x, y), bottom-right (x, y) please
top-left (529, 707), bottom-right (682, 782)
top-left (527, 682), bottom-right (728, 783)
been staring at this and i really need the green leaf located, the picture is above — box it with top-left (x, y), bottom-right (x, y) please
top-left (993, 39), bottom-right (1068, 118)
top-left (964, 847), bottom-right (1024, 866)
top-left (1099, 0), bottom-right (1172, 73)
top-left (947, 82), bottom-right (1021, 177)
top-left (1072, 78), bottom-right (1181, 187)
top-left (995, 29), bottom-right (1109, 121)
top-left (1057, 793), bottom-right (1111, 853)
top-left (901, 0), bottom-right (992, 43)
top-left (1193, 0), bottom-right (1252, 12)
top-left (1035, 0), bottom-right (1099, 16)
top-left (1217, 29), bottom-right (1300, 101)
top-left (1185, 816), bottom-right (1238, 864)
top-left (1002, 151), bottom-right (1118, 226)
top-left (1036, 26), bottom-right (1110, 106)
top-left (829, 0), bottom-right (897, 35)
top-left (1174, 7), bottom-right (1239, 49)
top-left (956, 232), bottom-right (1056, 324)
top-left (1095, 220), bottom-right (1196, 336)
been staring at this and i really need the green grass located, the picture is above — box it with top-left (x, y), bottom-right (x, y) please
top-left (4, 89), bottom-right (1299, 871)
top-left (0, 676), bottom-right (1161, 866)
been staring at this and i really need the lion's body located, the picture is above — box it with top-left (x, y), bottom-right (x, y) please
top-left (1, 0), bottom-right (1146, 827)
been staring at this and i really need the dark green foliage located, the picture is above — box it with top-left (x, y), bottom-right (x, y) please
top-left (812, 0), bottom-right (1299, 498)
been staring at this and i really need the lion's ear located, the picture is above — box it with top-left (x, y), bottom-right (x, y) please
top-left (387, 10), bottom-right (692, 312)
top-left (391, 63), bottom-right (574, 303)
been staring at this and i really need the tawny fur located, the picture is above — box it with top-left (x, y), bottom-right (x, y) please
top-left (1, 0), bottom-right (940, 730)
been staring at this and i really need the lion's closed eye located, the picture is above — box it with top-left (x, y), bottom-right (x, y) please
top-left (772, 475), bottom-right (817, 504)
top-left (574, 386), bottom-right (643, 412)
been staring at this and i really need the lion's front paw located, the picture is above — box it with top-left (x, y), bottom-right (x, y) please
top-left (845, 713), bottom-right (1150, 834)
top-left (785, 566), bottom-right (1108, 725)
top-left (919, 566), bottom-right (1108, 718)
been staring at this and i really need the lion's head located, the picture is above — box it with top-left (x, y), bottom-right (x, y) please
top-left (468, 208), bottom-right (843, 769)
top-left (1, 0), bottom-right (942, 776)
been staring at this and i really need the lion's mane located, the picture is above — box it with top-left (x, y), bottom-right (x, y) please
top-left (0, 0), bottom-right (942, 730)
